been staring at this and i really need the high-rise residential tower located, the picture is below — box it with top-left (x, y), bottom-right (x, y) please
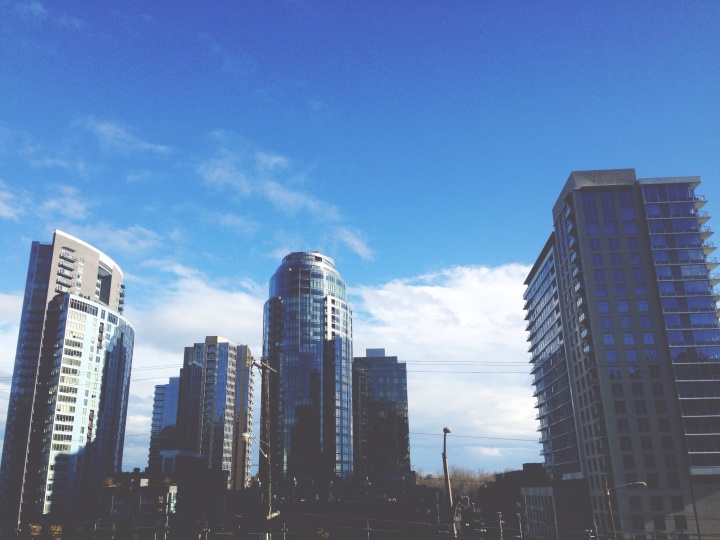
top-left (148, 377), bottom-right (180, 475)
top-left (175, 337), bottom-right (254, 490)
top-left (0, 230), bottom-right (134, 530)
top-left (263, 252), bottom-right (353, 484)
top-left (352, 349), bottom-right (411, 482)
top-left (525, 170), bottom-right (720, 539)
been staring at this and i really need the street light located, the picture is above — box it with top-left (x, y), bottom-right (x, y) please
top-left (241, 433), bottom-right (279, 520)
top-left (442, 427), bottom-right (457, 539)
top-left (605, 481), bottom-right (646, 540)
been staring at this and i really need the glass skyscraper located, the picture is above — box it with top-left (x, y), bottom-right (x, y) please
top-left (525, 170), bottom-right (720, 539)
top-left (352, 349), bottom-right (411, 481)
top-left (148, 377), bottom-right (180, 475)
top-left (263, 252), bottom-right (353, 483)
top-left (0, 230), bottom-right (134, 531)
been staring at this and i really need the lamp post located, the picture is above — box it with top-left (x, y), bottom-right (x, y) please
top-left (442, 427), bottom-right (457, 539)
top-left (245, 357), bottom-right (278, 539)
top-left (605, 481), bottom-right (646, 540)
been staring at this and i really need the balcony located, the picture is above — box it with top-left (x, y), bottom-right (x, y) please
top-left (59, 251), bottom-right (77, 263)
top-left (58, 260), bottom-right (75, 271)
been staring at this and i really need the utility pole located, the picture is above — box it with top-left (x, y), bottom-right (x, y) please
top-left (442, 427), bottom-right (457, 539)
top-left (253, 359), bottom-right (279, 539)
top-left (498, 511), bottom-right (504, 540)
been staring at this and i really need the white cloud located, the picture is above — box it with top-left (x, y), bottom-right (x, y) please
top-left (262, 179), bottom-right (340, 220)
top-left (335, 227), bottom-right (374, 261)
top-left (256, 151), bottom-right (289, 171)
top-left (13, 1), bottom-right (48, 22)
top-left (0, 183), bottom-right (26, 220)
top-left (66, 224), bottom-right (162, 257)
top-left (352, 264), bottom-right (540, 473)
top-left (39, 185), bottom-right (91, 220)
top-left (85, 118), bottom-right (171, 154)
top-left (197, 149), bottom-right (253, 195)
top-left (212, 213), bottom-right (261, 237)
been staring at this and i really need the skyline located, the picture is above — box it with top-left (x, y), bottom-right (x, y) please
top-left (1, 1), bottom-right (719, 476)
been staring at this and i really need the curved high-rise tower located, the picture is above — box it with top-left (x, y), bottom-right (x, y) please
top-left (263, 252), bottom-right (353, 484)
top-left (0, 230), bottom-right (134, 532)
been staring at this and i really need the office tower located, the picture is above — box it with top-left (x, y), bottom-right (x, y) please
top-left (148, 377), bottom-right (180, 475)
top-left (175, 337), bottom-right (254, 490)
top-left (352, 348), bottom-right (411, 481)
top-left (263, 252), bottom-right (353, 483)
top-left (525, 170), bottom-right (720, 539)
top-left (0, 230), bottom-right (134, 529)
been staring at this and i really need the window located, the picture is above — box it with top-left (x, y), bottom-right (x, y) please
top-left (640, 315), bottom-right (651, 328)
top-left (617, 418), bottom-right (630, 432)
top-left (623, 454), bottom-right (636, 468)
top-left (599, 301), bottom-right (610, 312)
top-left (601, 317), bottom-right (613, 329)
top-left (635, 401), bottom-right (647, 414)
top-left (608, 238), bottom-right (620, 250)
top-left (604, 333), bottom-right (616, 345)
top-left (611, 253), bottom-right (623, 265)
top-left (635, 284), bottom-right (647, 296)
top-left (612, 383), bottom-right (623, 397)
top-left (620, 436), bottom-right (633, 450)
top-left (590, 238), bottom-right (601, 250)
top-left (626, 349), bottom-right (638, 362)
top-left (629, 253), bottom-right (641, 264)
top-left (613, 268), bottom-right (626, 280)
top-left (615, 401), bottom-right (627, 414)
top-left (632, 383), bottom-right (644, 396)
top-left (640, 436), bottom-right (653, 450)
top-left (618, 301), bottom-right (630, 312)
top-left (596, 284), bottom-right (608, 297)
top-left (620, 316), bottom-right (632, 328)
top-left (638, 418), bottom-right (650, 432)
top-left (592, 254), bottom-right (603, 266)
top-left (656, 400), bottom-right (667, 413)
top-left (623, 333), bottom-right (635, 345)
top-left (632, 268), bottom-right (644, 280)
top-left (616, 284), bottom-right (627, 296)
top-left (594, 269), bottom-right (606, 280)
top-left (638, 300), bottom-right (649, 312)
top-left (606, 349), bottom-right (618, 362)
top-left (627, 237), bottom-right (639, 249)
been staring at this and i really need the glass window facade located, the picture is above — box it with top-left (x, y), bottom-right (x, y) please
top-left (0, 231), bottom-right (134, 526)
top-left (263, 252), bottom-right (353, 483)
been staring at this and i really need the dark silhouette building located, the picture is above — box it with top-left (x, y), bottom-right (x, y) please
top-left (352, 348), bottom-right (411, 483)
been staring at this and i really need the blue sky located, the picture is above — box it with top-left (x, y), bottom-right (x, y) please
top-left (1, 1), bottom-right (719, 476)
